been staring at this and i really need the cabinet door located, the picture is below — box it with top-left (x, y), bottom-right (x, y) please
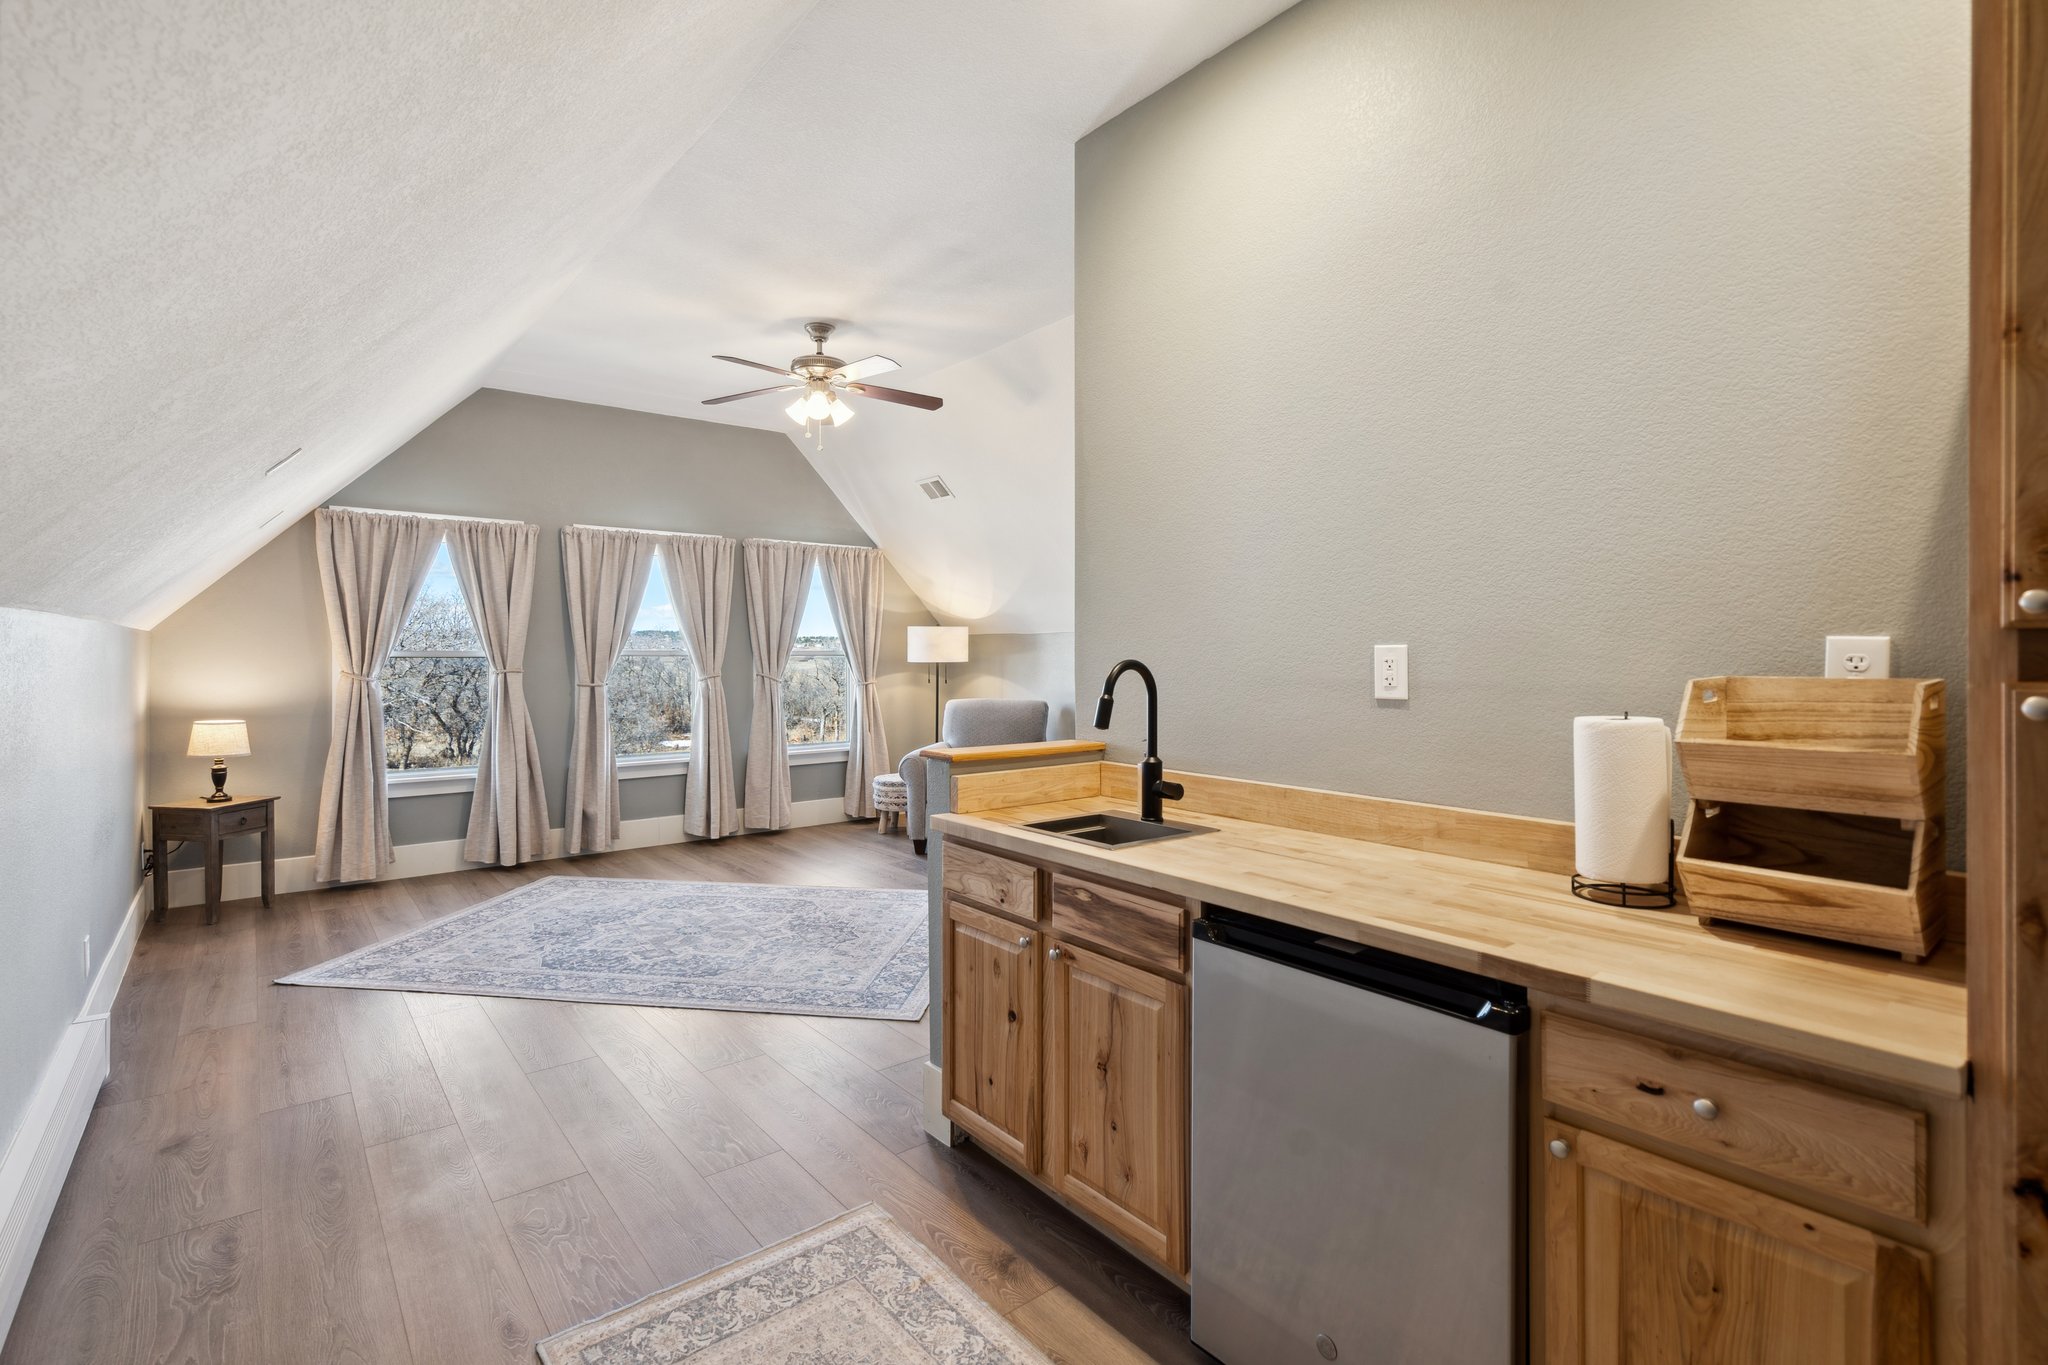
top-left (942, 897), bottom-right (1042, 1170)
top-left (1045, 936), bottom-right (1188, 1273)
top-left (1544, 1120), bottom-right (1929, 1365)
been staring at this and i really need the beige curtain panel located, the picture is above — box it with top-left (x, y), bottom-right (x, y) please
top-left (445, 518), bottom-right (549, 866)
top-left (561, 526), bottom-right (655, 854)
top-left (742, 537), bottom-right (817, 830)
top-left (312, 507), bottom-right (442, 883)
top-left (659, 533), bottom-right (740, 838)
top-left (817, 544), bottom-right (890, 819)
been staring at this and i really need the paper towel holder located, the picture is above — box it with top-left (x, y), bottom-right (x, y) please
top-left (1570, 819), bottom-right (1676, 909)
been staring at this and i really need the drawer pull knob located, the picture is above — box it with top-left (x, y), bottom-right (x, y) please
top-left (2023, 696), bottom-right (2048, 723)
top-left (2021, 588), bottom-right (2048, 615)
top-left (1547, 1138), bottom-right (1571, 1160)
top-left (1692, 1097), bottom-right (1720, 1120)
top-left (1017, 935), bottom-right (1031, 947)
top-left (1047, 945), bottom-right (1064, 960)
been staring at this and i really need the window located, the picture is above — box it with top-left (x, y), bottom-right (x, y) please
top-left (784, 564), bottom-right (850, 748)
top-left (382, 540), bottom-right (489, 771)
top-left (610, 561), bottom-right (695, 759)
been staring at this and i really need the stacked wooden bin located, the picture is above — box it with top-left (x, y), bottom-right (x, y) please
top-left (1673, 676), bottom-right (1947, 962)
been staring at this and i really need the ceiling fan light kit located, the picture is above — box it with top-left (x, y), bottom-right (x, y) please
top-left (703, 320), bottom-right (941, 447)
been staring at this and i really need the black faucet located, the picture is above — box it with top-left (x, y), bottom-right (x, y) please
top-left (1092, 659), bottom-right (1185, 823)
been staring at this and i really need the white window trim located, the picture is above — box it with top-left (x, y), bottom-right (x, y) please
top-left (387, 767), bottom-right (476, 797)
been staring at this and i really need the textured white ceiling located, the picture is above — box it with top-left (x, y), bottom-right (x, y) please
top-left (486, 0), bottom-right (1296, 422)
top-left (1, 0), bottom-right (812, 626)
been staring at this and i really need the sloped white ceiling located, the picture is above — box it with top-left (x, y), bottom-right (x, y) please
top-left (803, 317), bottom-right (1075, 635)
top-left (484, 0), bottom-right (1297, 635)
top-left (0, 0), bottom-right (813, 627)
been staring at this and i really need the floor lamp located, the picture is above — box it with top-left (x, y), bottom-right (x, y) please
top-left (907, 626), bottom-right (969, 744)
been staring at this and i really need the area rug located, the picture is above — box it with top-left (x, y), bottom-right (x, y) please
top-left (537, 1205), bottom-right (1049, 1365)
top-left (277, 875), bottom-right (929, 1021)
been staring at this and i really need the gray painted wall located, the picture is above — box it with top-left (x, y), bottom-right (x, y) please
top-left (148, 389), bottom-right (934, 862)
top-left (947, 632), bottom-right (1078, 741)
top-left (0, 607), bottom-right (145, 1158)
top-left (1075, 0), bottom-right (1968, 851)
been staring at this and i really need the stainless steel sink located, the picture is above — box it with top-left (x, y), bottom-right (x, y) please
top-left (1024, 811), bottom-right (1212, 847)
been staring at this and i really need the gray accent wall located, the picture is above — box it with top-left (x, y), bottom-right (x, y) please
top-left (946, 632), bottom-right (1078, 741)
top-left (0, 607), bottom-right (145, 1159)
top-left (1075, 0), bottom-right (1968, 850)
top-left (148, 388), bottom-right (934, 862)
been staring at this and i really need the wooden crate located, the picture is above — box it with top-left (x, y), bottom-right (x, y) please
top-left (1677, 801), bottom-right (1944, 961)
top-left (1675, 676), bottom-right (1944, 819)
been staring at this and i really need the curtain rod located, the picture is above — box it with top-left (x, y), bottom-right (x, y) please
top-left (328, 505), bottom-right (528, 526)
top-left (569, 525), bottom-right (870, 553)
top-left (567, 522), bottom-right (716, 537)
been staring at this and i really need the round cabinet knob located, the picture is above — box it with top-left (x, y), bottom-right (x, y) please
top-left (1547, 1138), bottom-right (1571, 1160)
top-left (1017, 935), bottom-right (1031, 947)
top-left (1692, 1097), bottom-right (1720, 1121)
top-left (2023, 695), bottom-right (2048, 723)
top-left (1047, 945), bottom-right (1064, 960)
top-left (2021, 588), bottom-right (2048, 615)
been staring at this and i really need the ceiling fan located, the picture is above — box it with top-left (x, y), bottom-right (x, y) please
top-left (701, 321), bottom-right (943, 438)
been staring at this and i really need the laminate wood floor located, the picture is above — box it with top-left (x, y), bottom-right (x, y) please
top-left (3, 824), bottom-right (1209, 1365)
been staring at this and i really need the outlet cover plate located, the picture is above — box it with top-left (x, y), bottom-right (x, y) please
top-left (1824, 635), bottom-right (1892, 679)
top-left (1374, 643), bottom-right (1409, 700)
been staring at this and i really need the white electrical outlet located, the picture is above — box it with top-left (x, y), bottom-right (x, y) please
top-left (1824, 635), bottom-right (1892, 679)
top-left (1374, 644), bottom-right (1409, 700)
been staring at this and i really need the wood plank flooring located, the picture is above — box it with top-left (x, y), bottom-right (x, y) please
top-left (3, 823), bottom-right (1206, 1365)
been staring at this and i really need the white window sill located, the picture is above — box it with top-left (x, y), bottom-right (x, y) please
top-left (619, 754), bottom-right (688, 780)
top-left (387, 768), bottom-right (476, 798)
top-left (790, 744), bottom-right (850, 766)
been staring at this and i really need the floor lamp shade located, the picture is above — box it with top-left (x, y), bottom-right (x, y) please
top-left (907, 626), bottom-right (969, 664)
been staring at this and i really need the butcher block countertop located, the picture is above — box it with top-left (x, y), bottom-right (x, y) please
top-left (932, 791), bottom-right (1969, 1098)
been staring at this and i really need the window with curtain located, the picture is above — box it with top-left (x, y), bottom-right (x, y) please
top-left (784, 563), bottom-right (850, 749)
top-left (610, 558), bottom-right (696, 759)
top-left (380, 537), bottom-right (489, 770)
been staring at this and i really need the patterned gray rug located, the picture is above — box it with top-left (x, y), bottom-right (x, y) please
top-left (537, 1205), bottom-right (1048, 1365)
top-left (277, 875), bottom-right (929, 1021)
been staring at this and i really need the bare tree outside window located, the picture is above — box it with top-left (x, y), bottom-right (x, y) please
top-left (785, 565), bottom-right (850, 747)
top-left (381, 540), bottom-right (490, 769)
top-left (611, 561), bottom-right (694, 757)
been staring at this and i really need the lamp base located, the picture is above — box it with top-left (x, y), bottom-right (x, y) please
top-left (204, 759), bottom-right (232, 803)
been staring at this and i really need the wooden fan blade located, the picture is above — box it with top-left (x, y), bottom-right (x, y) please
top-left (834, 355), bottom-right (900, 382)
top-left (702, 384), bottom-right (800, 405)
top-left (713, 354), bottom-right (797, 377)
top-left (845, 382), bottom-right (943, 411)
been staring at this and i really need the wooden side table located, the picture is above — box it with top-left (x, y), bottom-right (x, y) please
top-left (150, 796), bottom-right (278, 925)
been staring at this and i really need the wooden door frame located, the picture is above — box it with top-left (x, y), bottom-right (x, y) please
top-left (1968, 0), bottom-right (2048, 1358)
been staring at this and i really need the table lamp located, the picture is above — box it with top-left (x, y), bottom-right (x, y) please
top-left (907, 626), bottom-right (969, 743)
top-left (188, 719), bottom-right (251, 802)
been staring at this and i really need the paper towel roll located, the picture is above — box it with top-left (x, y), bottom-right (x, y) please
top-left (1573, 715), bottom-right (1673, 885)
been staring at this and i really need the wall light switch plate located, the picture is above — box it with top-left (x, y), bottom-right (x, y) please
top-left (1374, 644), bottom-right (1409, 700)
top-left (1824, 635), bottom-right (1892, 679)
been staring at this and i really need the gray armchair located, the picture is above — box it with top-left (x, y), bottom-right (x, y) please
top-left (899, 698), bottom-right (1050, 852)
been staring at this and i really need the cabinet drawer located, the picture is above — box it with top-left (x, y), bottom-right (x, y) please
top-left (1049, 873), bottom-right (1184, 973)
top-left (942, 843), bottom-right (1039, 922)
top-left (222, 806), bottom-right (268, 834)
top-left (1542, 1013), bottom-right (1926, 1223)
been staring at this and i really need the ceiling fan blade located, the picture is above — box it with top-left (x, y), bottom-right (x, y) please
top-left (845, 382), bottom-right (943, 411)
top-left (713, 354), bottom-right (797, 377)
top-left (834, 355), bottom-right (900, 383)
top-left (701, 384), bottom-right (800, 405)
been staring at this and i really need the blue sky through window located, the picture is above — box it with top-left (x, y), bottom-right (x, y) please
top-left (797, 564), bottom-right (839, 640)
top-left (632, 560), bottom-right (680, 635)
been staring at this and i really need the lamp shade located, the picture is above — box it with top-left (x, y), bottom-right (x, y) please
top-left (907, 626), bottom-right (969, 664)
top-left (187, 719), bottom-right (251, 758)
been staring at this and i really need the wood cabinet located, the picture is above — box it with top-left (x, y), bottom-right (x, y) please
top-left (1044, 937), bottom-right (1188, 1272)
top-left (942, 897), bottom-right (1042, 1169)
top-left (1544, 1120), bottom-right (1930, 1364)
top-left (939, 842), bottom-right (1190, 1277)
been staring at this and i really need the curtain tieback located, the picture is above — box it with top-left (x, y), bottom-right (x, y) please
top-left (340, 670), bottom-right (374, 682)
top-left (575, 681), bottom-right (608, 689)
top-left (493, 667), bottom-right (524, 675)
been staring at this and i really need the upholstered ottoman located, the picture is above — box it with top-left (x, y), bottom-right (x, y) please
top-left (871, 773), bottom-right (909, 834)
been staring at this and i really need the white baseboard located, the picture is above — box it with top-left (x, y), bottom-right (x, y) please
top-left (0, 882), bottom-right (144, 1343)
top-left (921, 1061), bottom-right (955, 1145)
top-left (165, 796), bottom-right (858, 908)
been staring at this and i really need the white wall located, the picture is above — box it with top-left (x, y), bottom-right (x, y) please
top-left (1076, 0), bottom-right (1968, 843)
top-left (0, 609), bottom-right (145, 1160)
